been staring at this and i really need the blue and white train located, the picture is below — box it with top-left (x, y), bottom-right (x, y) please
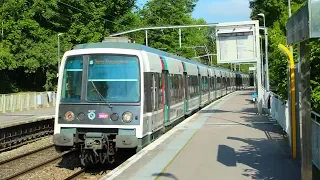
top-left (53, 41), bottom-right (249, 166)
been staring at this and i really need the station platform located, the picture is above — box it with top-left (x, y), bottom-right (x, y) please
top-left (103, 89), bottom-right (301, 180)
top-left (0, 107), bottom-right (55, 128)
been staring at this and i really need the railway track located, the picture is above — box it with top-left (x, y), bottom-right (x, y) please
top-left (0, 142), bottom-right (133, 180)
top-left (0, 144), bottom-right (54, 165)
top-left (0, 145), bottom-right (75, 180)
top-left (0, 118), bottom-right (54, 152)
top-left (63, 167), bottom-right (115, 180)
top-left (64, 168), bottom-right (87, 180)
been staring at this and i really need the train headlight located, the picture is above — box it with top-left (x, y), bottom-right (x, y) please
top-left (64, 111), bottom-right (75, 121)
top-left (110, 113), bottom-right (119, 121)
top-left (122, 112), bottom-right (133, 123)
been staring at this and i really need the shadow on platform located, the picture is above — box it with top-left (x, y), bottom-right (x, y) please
top-left (152, 173), bottom-right (179, 180)
top-left (217, 137), bottom-right (300, 180)
top-left (200, 109), bottom-right (232, 114)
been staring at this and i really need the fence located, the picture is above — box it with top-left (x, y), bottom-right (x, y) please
top-left (0, 92), bottom-right (56, 113)
top-left (269, 92), bottom-right (290, 134)
top-left (312, 111), bottom-right (320, 170)
top-left (269, 92), bottom-right (320, 170)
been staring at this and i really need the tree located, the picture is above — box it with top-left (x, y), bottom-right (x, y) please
top-left (249, 0), bottom-right (320, 113)
top-left (0, 0), bottom-right (138, 93)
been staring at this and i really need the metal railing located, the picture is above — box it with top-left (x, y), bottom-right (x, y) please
top-left (269, 92), bottom-right (290, 134)
top-left (0, 92), bottom-right (56, 113)
top-left (268, 92), bottom-right (320, 170)
top-left (312, 111), bottom-right (320, 170)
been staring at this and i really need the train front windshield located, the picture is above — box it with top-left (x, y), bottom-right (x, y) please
top-left (61, 54), bottom-right (140, 103)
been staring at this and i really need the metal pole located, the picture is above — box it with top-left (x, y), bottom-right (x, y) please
top-left (265, 27), bottom-right (269, 91)
top-left (288, 0), bottom-right (293, 54)
top-left (145, 30), bottom-right (148, 46)
top-left (58, 34), bottom-right (60, 72)
top-left (204, 45), bottom-right (212, 65)
top-left (260, 36), bottom-right (264, 88)
top-left (179, 28), bottom-right (181, 48)
top-left (288, 0), bottom-right (292, 17)
top-left (300, 41), bottom-right (313, 180)
top-left (1, 21), bottom-right (3, 63)
top-left (57, 33), bottom-right (64, 76)
top-left (1, 21), bottom-right (3, 41)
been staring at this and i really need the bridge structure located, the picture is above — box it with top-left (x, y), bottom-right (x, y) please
top-left (1, 1), bottom-right (320, 180)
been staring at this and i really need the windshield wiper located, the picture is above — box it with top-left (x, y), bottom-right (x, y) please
top-left (90, 80), bottom-right (112, 108)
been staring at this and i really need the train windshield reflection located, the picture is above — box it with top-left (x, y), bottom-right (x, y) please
top-left (86, 54), bottom-right (140, 103)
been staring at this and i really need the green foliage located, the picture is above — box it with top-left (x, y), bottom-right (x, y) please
top-left (0, 0), bottom-right (137, 93)
top-left (250, 0), bottom-right (320, 112)
top-left (0, 0), bottom-right (232, 94)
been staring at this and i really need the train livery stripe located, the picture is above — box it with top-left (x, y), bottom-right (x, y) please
top-left (181, 62), bottom-right (186, 72)
top-left (159, 56), bottom-right (168, 70)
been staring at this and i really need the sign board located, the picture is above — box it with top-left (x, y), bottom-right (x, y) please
top-left (216, 21), bottom-right (260, 64)
top-left (287, 0), bottom-right (320, 45)
top-left (249, 67), bottom-right (257, 71)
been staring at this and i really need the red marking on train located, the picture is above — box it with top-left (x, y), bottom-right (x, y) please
top-left (181, 62), bottom-right (185, 71)
top-left (160, 56), bottom-right (165, 70)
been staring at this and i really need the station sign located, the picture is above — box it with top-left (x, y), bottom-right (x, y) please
top-left (216, 21), bottom-right (260, 64)
top-left (286, 0), bottom-right (320, 45)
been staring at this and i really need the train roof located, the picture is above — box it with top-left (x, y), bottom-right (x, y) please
top-left (73, 42), bottom-right (238, 74)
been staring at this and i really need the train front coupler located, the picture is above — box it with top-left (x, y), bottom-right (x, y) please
top-left (81, 132), bottom-right (115, 166)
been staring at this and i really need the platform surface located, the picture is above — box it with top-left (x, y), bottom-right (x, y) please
top-left (104, 90), bottom-right (301, 180)
top-left (0, 107), bottom-right (55, 127)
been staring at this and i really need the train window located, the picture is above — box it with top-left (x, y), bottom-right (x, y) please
top-left (169, 74), bottom-right (183, 105)
top-left (61, 55), bottom-right (83, 102)
top-left (159, 73), bottom-right (164, 110)
top-left (143, 73), bottom-right (149, 113)
top-left (202, 76), bottom-right (208, 93)
top-left (151, 74), bottom-right (155, 111)
top-left (86, 55), bottom-right (140, 103)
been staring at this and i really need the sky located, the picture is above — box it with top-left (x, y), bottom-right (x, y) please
top-left (136, 0), bottom-right (252, 23)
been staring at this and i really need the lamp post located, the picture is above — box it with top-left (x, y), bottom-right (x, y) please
top-left (57, 33), bottom-right (64, 74)
top-left (258, 13), bottom-right (269, 91)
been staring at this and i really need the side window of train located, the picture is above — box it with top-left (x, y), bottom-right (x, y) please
top-left (150, 73), bottom-right (155, 111)
top-left (158, 73), bottom-right (163, 109)
top-left (169, 74), bottom-right (174, 105)
top-left (144, 72), bottom-right (151, 113)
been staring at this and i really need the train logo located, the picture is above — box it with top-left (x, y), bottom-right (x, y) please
top-left (88, 111), bottom-right (96, 120)
top-left (98, 113), bottom-right (109, 119)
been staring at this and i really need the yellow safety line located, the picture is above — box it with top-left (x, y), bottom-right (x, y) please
top-left (278, 44), bottom-right (297, 159)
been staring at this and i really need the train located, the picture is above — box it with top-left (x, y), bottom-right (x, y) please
top-left (53, 41), bottom-right (250, 166)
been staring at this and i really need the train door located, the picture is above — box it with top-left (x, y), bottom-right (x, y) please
top-left (207, 75), bottom-right (210, 101)
top-left (157, 72), bottom-right (165, 130)
top-left (198, 74), bottom-right (201, 105)
top-left (213, 74), bottom-right (218, 99)
top-left (163, 71), bottom-right (170, 125)
top-left (183, 72), bottom-right (188, 113)
top-left (225, 75), bottom-right (228, 94)
top-left (151, 73), bottom-right (156, 126)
